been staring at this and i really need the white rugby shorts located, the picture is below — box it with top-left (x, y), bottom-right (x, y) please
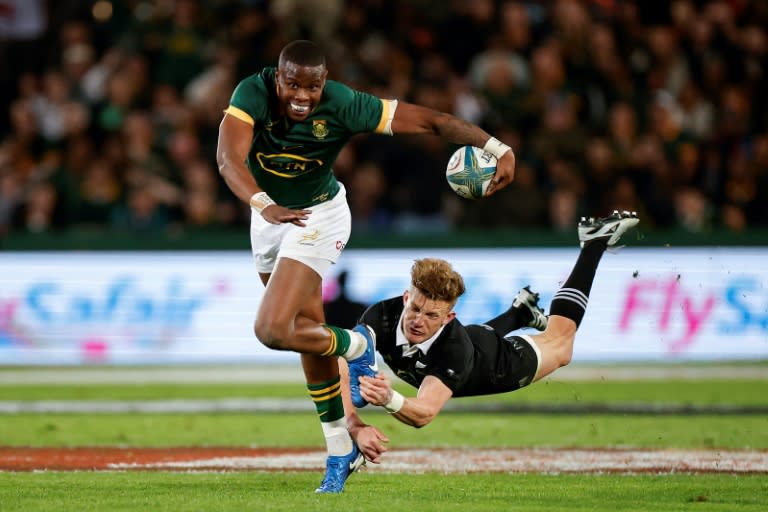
top-left (250, 184), bottom-right (351, 277)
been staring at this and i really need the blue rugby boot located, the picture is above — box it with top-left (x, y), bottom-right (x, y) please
top-left (315, 444), bottom-right (365, 494)
top-left (347, 324), bottom-right (378, 408)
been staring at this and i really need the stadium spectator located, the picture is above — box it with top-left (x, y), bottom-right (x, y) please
top-left (110, 181), bottom-right (170, 233)
top-left (76, 157), bottom-right (122, 226)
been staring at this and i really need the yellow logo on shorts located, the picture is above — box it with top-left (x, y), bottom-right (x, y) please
top-left (312, 120), bottom-right (329, 139)
top-left (300, 229), bottom-right (320, 245)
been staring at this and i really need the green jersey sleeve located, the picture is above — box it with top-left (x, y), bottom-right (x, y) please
top-left (226, 73), bottom-right (269, 126)
top-left (324, 80), bottom-right (392, 135)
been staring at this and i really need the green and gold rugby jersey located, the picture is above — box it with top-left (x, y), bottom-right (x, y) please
top-left (224, 67), bottom-right (395, 208)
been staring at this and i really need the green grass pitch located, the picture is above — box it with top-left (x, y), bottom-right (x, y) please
top-left (0, 367), bottom-right (766, 511)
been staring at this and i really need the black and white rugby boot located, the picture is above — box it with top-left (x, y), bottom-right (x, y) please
top-left (578, 210), bottom-right (639, 249)
top-left (512, 286), bottom-right (548, 331)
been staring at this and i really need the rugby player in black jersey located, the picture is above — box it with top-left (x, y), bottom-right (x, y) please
top-left (342, 211), bottom-right (639, 464)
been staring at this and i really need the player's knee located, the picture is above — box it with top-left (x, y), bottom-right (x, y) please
top-left (534, 331), bottom-right (574, 369)
top-left (555, 339), bottom-right (574, 367)
top-left (254, 318), bottom-right (289, 350)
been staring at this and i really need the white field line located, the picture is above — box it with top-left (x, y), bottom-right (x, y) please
top-left (108, 448), bottom-right (768, 474)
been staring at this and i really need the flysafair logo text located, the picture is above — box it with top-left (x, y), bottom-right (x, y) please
top-left (618, 274), bottom-right (768, 353)
top-left (0, 276), bottom-right (226, 352)
top-left (25, 277), bottom-right (205, 326)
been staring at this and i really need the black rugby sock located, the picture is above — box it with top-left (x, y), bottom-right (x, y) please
top-left (549, 240), bottom-right (606, 327)
top-left (485, 305), bottom-right (530, 335)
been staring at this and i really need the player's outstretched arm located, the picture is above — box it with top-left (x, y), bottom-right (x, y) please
top-left (389, 102), bottom-right (515, 195)
top-left (360, 373), bottom-right (453, 428)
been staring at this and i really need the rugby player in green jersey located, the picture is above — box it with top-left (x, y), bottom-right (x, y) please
top-left (216, 40), bottom-right (515, 493)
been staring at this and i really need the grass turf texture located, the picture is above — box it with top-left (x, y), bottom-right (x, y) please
top-left (1, 413), bottom-right (766, 448)
top-left (3, 379), bottom-right (767, 405)
top-left (1, 472), bottom-right (766, 512)
top-left (1, 379), bottom-right (766, 448)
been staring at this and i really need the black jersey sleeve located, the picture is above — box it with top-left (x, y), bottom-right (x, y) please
top-left (359, 301), bottom-right (384, 331)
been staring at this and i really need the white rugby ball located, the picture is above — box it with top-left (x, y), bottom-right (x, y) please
top-left (445, 145), bottom-right (497, 199)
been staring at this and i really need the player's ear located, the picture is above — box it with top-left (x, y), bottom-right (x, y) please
top-left (443, 311), bottom-right (456, 325)
top-left (402, 290), bottom-right (409, 306)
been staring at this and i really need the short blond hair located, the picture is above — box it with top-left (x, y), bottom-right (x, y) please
top-left (410, 258), bottom-right (465, 304)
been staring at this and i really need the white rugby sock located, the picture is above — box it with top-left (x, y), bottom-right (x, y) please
top-left (342, 330), bottom-right (367, 360)
top-left (321, 419), bottom-right (353, 456)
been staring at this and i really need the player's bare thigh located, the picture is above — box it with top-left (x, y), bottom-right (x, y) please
top-left (253, 258), bottom-right (326, 350)
top-left (258, 258), bottom-right (322, 325)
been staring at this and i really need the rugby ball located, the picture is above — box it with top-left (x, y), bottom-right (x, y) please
top-left (445, 145), bottom-right (497, 199)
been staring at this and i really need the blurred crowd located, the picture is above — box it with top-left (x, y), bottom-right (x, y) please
top-left (1, 0), bottom-right (767, 239)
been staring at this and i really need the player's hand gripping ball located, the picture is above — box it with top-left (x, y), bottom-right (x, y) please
top-left (445, 145), bottom-right (497, 199)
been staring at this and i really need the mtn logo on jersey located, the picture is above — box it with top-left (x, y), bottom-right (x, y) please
top-left (256, 152), bottom-right (323, 178)
top-left (312, 120), bottom-right (329, 139)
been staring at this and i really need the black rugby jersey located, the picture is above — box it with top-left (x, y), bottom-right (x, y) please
top-left (360, 297), bottom-right (537, 397)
